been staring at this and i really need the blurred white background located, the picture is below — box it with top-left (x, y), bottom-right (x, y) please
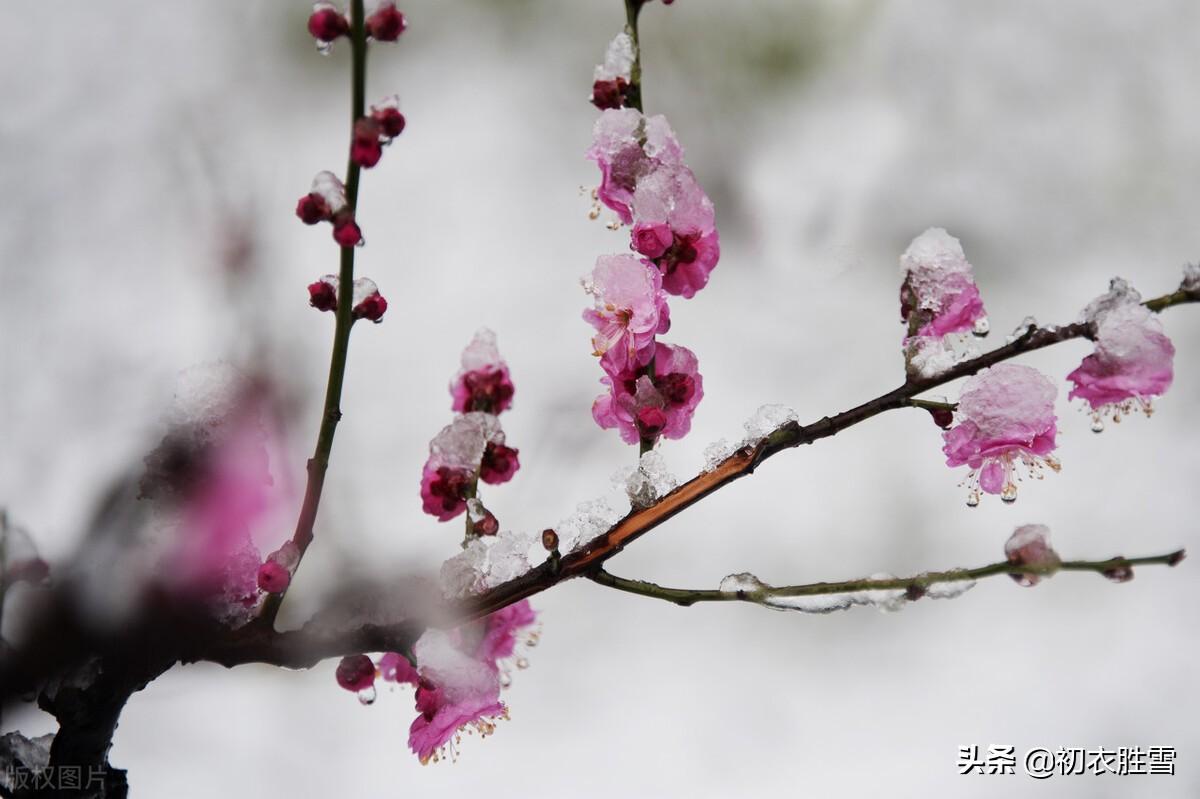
top-left (2, 0), bottom-right (1198, 796)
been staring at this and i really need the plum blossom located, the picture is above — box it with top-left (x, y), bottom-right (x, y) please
top-left (942, 364), bottom-right (1060, 505)
top-left (450, 329), bottom-right (515, 414)
top-left (583, 254), bottom-right (670, 375)
top-left (1004, 524), bottom-right (1061, 587)
top-left (586, 109), bottom-right (684, 223)
top-left (900, 228), bottom-right (989, 377)
top-left (592, 341), bottom-right (702, 445)
top-left (307, 2), bottom-right (349, 51)
top-left (591, 32), bottom-right (635, 110)
top-left (1068, 286), bottom-right (1174, 430)
top-left (630, 166), bottom-right (720, 298)
top-left (419, 413), bottom-right (505, 521)
top-left (365, 1), bottom-right (406, 42)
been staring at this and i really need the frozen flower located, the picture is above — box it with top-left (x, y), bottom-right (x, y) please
top-left (1004, 524), bottom-right (1060, 587)
top-left (583, 254), bottom-right (670, 375)
top-left (371, 95), bottom-right (407, 138)
top-left (336, 654), bottom-right (378, 692)
top-left (365, 1), bottom-right (406, 41)
top-left (308, 2), bottom-right (350, 47)
top-left (899, 228), bottom-right (988, 339)
top-left (479, 442), bottom-right (519, 485)
top-left (332, 212), bottom-right (362, 247)
top-left (296, 193), bottom-right (332, 225)
top-left (450, 329), bottom-right (515, 414)
top-left (476, 599), bottom-right (537, 670)
top-left (591, 32), bottom-right (635, 110)
top-left (1067, 300), bottom-right (1174, 429)
top-left (630, 166), bottom-right (720, 298)
top-left (419, 414), bottom-right (504, 521)
top-left (379, 652), bottom-right (419, 684)
top-left (351, 278), bottom-right (387, 322)
top-left (409, 631), bottom-right (506, 764)
top-left (255, 561), bottom-right (290, 593)
top-left (592, 341), bottom-right (702, 445)
top-left (307, 275), bottom-right (338, 311)
top-left (351, 117), bottom-right (384, 168)
top-left (587, 109), bottom-right (684, 223)
top-left (942, 364), bottom-right (1059, 505)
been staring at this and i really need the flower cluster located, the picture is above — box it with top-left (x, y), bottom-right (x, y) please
top-left (419, 331), bottom-right (520, 524)
top-left (306, 274), bottom-right (388, 322)
top-left (1067, 278), bottom-right (1175, 430)
top-left (307, 1), bottom-right (407, 54)
top-left (899, 227), bottom-right (989, 378)
top-left (334, 600), bottom-right (538, 764)
top-left (583, 46), bottom-right (717, 449)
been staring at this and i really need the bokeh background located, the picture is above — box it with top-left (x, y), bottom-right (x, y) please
top-left (2, 0), bottom-right (1198, 796)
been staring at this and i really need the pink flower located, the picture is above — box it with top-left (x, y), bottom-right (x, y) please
top-left (307, 3), bottom-right (349, 45)
top-left (450, 329), bottom-right (515, 414)
top-left (296, 193), bottom-right (332, 225)
top-left (307, 275), bottom-right (338, 311)
top-left (900, 228), bottom-right (988, 337)
top-left (379, 652), bottom-right (419, 684)
top-left (365, 1), bottom-right (406, 42)
top-left (591, 33), bottom-right (635, 110)
top-left (630, 166), bottom-right (720, 298)
top-left (1004, 524), bottom-right (1061, 587)
top-left (1067, 302), bottom-right (1174, 426)
top-left (419, 413), bottom-right (504, 521)
top-left (336, 654), bottom-right (378, 692)
top-left (256, 561), bottom-right (290, 593)
top-left (479, 442), bottom-right (519, 485)
top-left (475, 599), bottom-right (537, 667)
top-left (587, 109), bottom-right (684, 223)
top-left (351, 277), bottom-right (388, 322)
top-left (583, 254), bottom-right (671, 375)
top-left (942, 363), bottom-right (1060, 505)
top-left (408, 631), bottom-right (506, 764)
top-left (351, 117), bottom-right (384, 168)
top-left (592, 341), bottom-right (702, 445)
top-left (371, 96), bottom-right (407, 138)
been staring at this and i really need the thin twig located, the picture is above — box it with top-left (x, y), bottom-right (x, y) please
top-left (588, 550), bottom-right (1187, 608)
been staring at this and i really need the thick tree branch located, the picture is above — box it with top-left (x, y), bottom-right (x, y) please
top-left (588, 550), bottom-right (1187, 608)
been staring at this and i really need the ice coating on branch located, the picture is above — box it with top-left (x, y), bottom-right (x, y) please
top-left (743, 404), bottom-right (798, 444)
top-left (615, 450), bottom-right (679, 509)
top-left (1183, 262), bottom-right (1200, 292)
top-left (485, 532), bottom-right (534, 586)
top-left (905, 335), bottom-right (982, 380)
top-left (594, 32), bottom-right (635, 82)
top-left (583, 254), bottom-right (670, 375)
top-left (719, 572), bottom-right (767, 594)
top-left (1068, 298), bottom-right (1174, 426)
top-left (439, 532), bottom-right (538, 597)
top-left (587, 109), bottom-right (684, 223)
top-left (1004, 524), bottom-right (1060, 587)
top-left (450, 328), bottom-right (515, 414)
top-left (924, 580), bottom-right (977, 599)
top-left (554, 496), bottom-right (628, 553)
top-left (942, 364), bottom-right (1059, 505)
top-left (592, 341), bottom-right (703, 446)
top-left (630, 164), bottom-right (721, 299)
top-left (1080, 277), bottom-right (1141, 325)
top-left (702, 438), bottom-right (738, 472)
top-left (440, 538), bottom-right (491, 597)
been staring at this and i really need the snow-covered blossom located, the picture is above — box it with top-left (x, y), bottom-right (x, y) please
top-left (450, 329), bottom-right (515, 414)
top-left (583, 254), bottom-right (671, 375)
top-left (365, 1), bottom-right (406, 42)
top-left (592, 341), bottom-right (702, 445)
top-left (419, 413), bottom-right (504, 521)
top-left (1068, 286), bottom-right (1174, 428)
top-left (630, 166), bottom-right (720, 298)
top-left (308, 2), bottom-right (349, 49)
top-left (942, 364), bottom-right (1060, 505)
top-left (587, 109), bottom-right (684, 223)
top-left (899, 228), bottom-right (988, 377)
top-left (351, 277), bottom-right (387, 322)
top-left (1004, 524), bottom-right (1060, 587)
top-left (307, 275), bottom-right (338, 311)
top-left (408, 631), bottom-right (505, 764)
top-left (1182, 262), bottom-right (1200, 293)
top-left (351, 117), bottom-right (384, 168)
top-left (591, 32), bottom-right (635, 110)
top-left (370, 95), bottom-right (406, 138)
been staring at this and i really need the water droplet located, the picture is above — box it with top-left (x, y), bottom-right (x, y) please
top-left (357, 686), bottom-right (377, 706)
top-left (1000, 483), bottom-right (1018, 503)
top-left (972, 317), bottom-right (990, 336)
top-left (1091, 417), bottom-right (1105, 433)
top-left (1102, 565), bottom-right (1134, 583)
top-left (355, 237), bottom-right (366, 248)
top-left (965, 491), bottom-right (980, 508)
top-left (498, 671), bottom-right (512, 688)
top-left (1008, 573), bottom-right (1038, 588)
top-left (525, 633), bottom-right (539, 647)
top-left (317, 41), bottom-right (333, 56)
top-left (516, 657), bottom-right (530, 670)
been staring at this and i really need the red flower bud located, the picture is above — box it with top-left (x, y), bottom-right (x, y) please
top-left (366, 3), bottom-right (407, 41)
top-left (308, 278), bottom-right (338, 312)
top-left (372, 106), bottom-right (407, 138)
top-left (352, 291), bottom-right (388, 322)
top-left (332, 213), bottom-right (362, 247)
top-left (308, 5), bottom-right (350, 43)
top-left (296, 192), bottom-right (332, 225)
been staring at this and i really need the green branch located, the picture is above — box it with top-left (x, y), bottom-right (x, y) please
top-left (589, 550), bottom-right (1187, 608)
